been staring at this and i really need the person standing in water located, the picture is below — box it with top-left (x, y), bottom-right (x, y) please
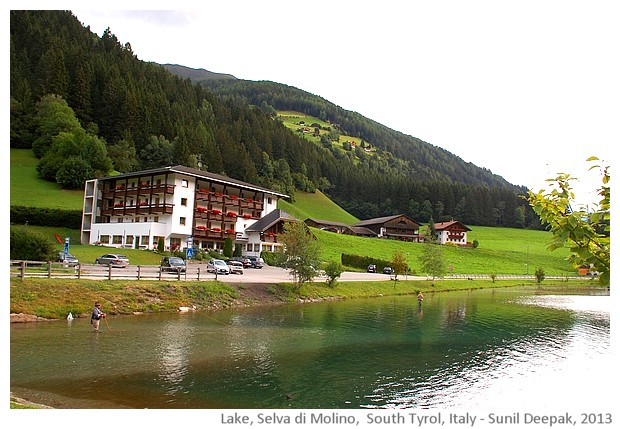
top-left (91, 302), bottom-right (106, 332)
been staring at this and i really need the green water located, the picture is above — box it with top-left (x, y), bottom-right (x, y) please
top-left (10, 288), bottom-right (611, 409)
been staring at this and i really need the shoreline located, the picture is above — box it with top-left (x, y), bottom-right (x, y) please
top-left (10, 282), bottom-right (609, 409)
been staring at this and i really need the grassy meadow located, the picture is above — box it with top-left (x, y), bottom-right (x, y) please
top-left (11, 148), bottom-right (576, 276)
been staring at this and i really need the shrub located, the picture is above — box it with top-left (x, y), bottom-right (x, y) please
top-left (10, 225), bottom-right (56, 261)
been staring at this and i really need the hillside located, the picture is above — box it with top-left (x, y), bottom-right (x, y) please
top-left (9, 148), bottom-right (574, 276)
top-left (10, 10), bottom-right (540, 229)
top-left (161, 64), bottom-right (237, 81)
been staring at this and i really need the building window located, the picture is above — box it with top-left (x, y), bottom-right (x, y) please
top-left (143, 217), bottom-right (148, 222)
top-left (126, 236), bottom-right (134, 245)
top-left (99, 235), bottom-right (110, 244)
top-left (180, 217), bottom-right (186, 226)
top-left (154, 216), bottom-right (159, 222)
top-left (182, 179), bottom-right (188, 188)
top-left (113, 235), bottom-right (123, 244)
top-left (181, 198), bottom-right (187, 206)
top-left (267, 197), bottom-right (272, 205)
top-left (141, 236), bottom-right (149, 245)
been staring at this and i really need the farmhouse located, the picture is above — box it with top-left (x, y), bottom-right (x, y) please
top-left (244, 209), bottom-right (297, 254)
top-left (81, 165), bottom-right (288, 257)
top-left (304, 218), bottom-right (376, 236)
top-left (433, 220), bottom-right (471, 245)
top-left (352, 214), bottom-right (423, 242)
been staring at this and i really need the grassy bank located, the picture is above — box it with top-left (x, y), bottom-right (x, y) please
top-left (10, 277), bottom-right (601, 320)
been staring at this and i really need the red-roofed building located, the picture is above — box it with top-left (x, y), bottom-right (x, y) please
top-left (434, 220), bottom-right (471, 245)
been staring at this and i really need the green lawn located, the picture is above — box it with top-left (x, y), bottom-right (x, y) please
top-left (11, 149), bottom-right (84, 210)
top-left (12, 148), bottom-right (576, 277)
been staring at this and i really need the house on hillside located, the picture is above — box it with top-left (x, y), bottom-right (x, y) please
top-left (244, 209), bottom-right (298, 256)
top-left (81, 165), bottom-right (288, 255)
top-left (352, 214), bottom-right (422, 242)
top-left (433, 220), bottom-right (471, 245)
top-left (304, 218), bottom-right (377, 237)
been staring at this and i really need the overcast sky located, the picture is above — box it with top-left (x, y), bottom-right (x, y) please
top-left (15, 1), bottom-right (619, 208)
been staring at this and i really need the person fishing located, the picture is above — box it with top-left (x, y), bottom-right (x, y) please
top-left (91, 302), bottom-right (107, 332)
top-left (417, 291), bottom-right (424, 308)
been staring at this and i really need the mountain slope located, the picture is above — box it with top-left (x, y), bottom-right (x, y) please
top-left (9, 10), bottom-right (540, 229)
top-left (161, 64), bottom-right (237, 81)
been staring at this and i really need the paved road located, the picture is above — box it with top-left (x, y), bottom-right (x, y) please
top-left (214, 265), bottom-right (407, 283)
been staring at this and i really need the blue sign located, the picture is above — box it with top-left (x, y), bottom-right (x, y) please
top-left (186, 236), bottom-right (193, 259)
top-left (64, 237), bottom-right (70, 256)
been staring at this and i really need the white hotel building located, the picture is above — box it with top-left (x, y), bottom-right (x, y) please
top-left (81, 165), bottom-right (289, 257)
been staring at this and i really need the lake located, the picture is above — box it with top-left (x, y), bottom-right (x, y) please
top-left (10, 287), bottom-right (612, 410)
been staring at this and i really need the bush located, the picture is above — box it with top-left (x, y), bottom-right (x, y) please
top-left (341, 253), bottom-right (391, 271)
top-left (11, 205), bottom-right (82, 229)
top-left (323, 261), bottom-right (343, 288)
top-left (10, 225), bottom-right (57, 261)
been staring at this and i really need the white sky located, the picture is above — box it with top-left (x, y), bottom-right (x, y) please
top-left (10, 1), bottom-right (619, 207)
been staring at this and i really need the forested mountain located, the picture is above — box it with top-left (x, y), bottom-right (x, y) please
top-left (9, 10), bottom-right (541, 229)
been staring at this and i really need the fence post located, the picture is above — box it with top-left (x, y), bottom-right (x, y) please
top-left (77, 264), bottom-right (81, 279)
top-left (197, 267), bottom-right (201, 281)
top-left (48, 261), bottom-right (52, 278)
top-left (158, 268), bottom-right (162, 281)
top-left (20, 260), bottom-right (26, 279)
top-left (137, 266), bottom-right (141, 280)
top-left (108, 265), bottom-right (112, 281)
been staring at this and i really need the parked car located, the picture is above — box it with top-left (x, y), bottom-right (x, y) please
top-left (206, 259), bottom-right (230, 275)
top-left (227, 260), bottom-right (244, 275)
top-left (367, 264), bottom-right (377, 273)
top-left (58, 251), bottom-right (79, 266)
top-left (232, 256), bottom-right (252, 268)
top-left (383, 266), bottom-right (393, 275)
top-left (247, 256), bottom-right (265, 269)
top-left (95, 253), bottom-right (129, 268)
top-left (161, 256), bottom-right (187, 273)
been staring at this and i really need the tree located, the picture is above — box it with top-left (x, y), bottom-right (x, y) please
top-left (323, 261), bottom-right (343, 288)
top-left (279, 221), bottom-right (322, 290)
top-left (419, 242), bottom-right (446, 280)
top-left (527, 157), bottom-right (610, 286)
top-left (223, 236), bottom-right (234, 258)
top-left (534, 267), bottom-right (545, 284)
top-left (390, 250), bottom-right (408, 280)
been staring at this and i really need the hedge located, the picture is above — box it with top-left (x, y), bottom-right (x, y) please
top-left (10, 205), bottom-right (82, 229)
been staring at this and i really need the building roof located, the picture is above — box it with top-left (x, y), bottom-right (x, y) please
top-left (305, 218), bottom-right (350, 228)
top-left (245, 209), bottom-right (297, 232)
top-left (100, 165), bottom-right (290, 199)
top-left (434, 220), bottom-right (471, 231)
top-left (352, 214), bottom-right (421, 227)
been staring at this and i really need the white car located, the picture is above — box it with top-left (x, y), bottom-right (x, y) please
top-left (207, 259), bottom-right (230, 275)
top-left (227, 260), bottom-right (244, 275)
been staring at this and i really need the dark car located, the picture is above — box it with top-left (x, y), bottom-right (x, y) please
top-left (95, 253), bottom-right (129, 268)
top-left (367, 264), bottom-right (377, 273)
top-left (161, 256), bottom-right (187, 273)
top-left (247, 256), bottom-right (264, 269)
top-left (383, 266), bottom-right (393, 275)
top-left (231, 256), bottom-right (252, 268)
top-left (58, 251), bottom-right (79, 266)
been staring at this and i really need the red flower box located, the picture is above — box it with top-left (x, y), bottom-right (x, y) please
top-left (226, 211), bottom-right (238, 217)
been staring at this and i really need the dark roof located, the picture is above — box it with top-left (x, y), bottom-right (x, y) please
top-left (245, 209), bottom-right (297, 232)
top-left (353, 214), bottom-right (421, 227)
top-left (305, 218), bottom-right (350, 228)
top-left (100, 165), bottom-right (289, 198)
top-left (349, 226), bottom-right (377, 236)
top-left (434, 220), bottom-right (471, 231)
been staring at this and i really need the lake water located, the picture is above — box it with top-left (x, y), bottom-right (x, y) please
top-left (10, 287), bottom-right (612, 411)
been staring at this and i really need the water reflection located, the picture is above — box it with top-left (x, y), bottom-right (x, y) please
top-left (10, 288), bottom-right (611, 409)
top-left (156, 318), bottom-right (193, 398)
